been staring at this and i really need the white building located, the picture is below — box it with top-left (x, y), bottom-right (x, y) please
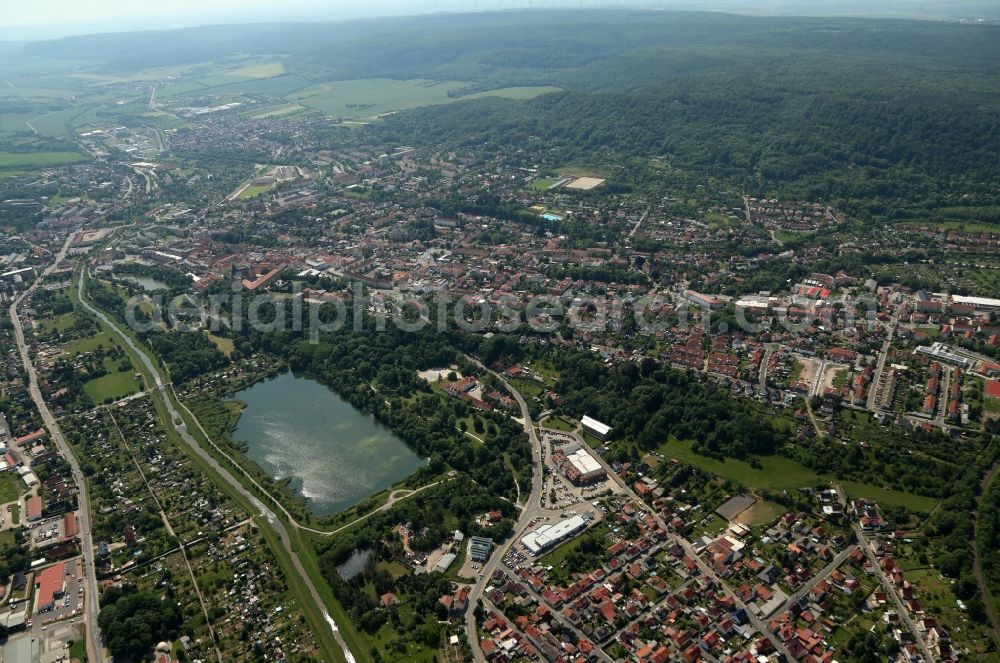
top-left (521, 515), bottom-right (587, 556)
top-left (581, 415), bottom-right (611, 440)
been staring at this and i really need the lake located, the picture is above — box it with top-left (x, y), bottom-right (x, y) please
top-left (228, 372), bottom-right (424, 515)
top-left (117, 275), bottom-right (170, 291)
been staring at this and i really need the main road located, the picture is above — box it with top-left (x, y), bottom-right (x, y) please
top-left (75, 274), bottom-right (358, 663)
top-left (9, 233), bottom-right (106, 663)
top-left (464, 362), bottom-right (546, 663)
top-left (866, 304), bottom-right (903, 412)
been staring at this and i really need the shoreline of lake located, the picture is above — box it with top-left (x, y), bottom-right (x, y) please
top-left (226, 371), bottom-right (425, 516)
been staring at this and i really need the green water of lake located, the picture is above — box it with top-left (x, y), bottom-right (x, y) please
top-left (117, 275), bottom-right (169, 291)
top-left (228, 372), bottom-right (424, 515)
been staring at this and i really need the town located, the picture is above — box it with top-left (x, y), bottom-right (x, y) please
top-left (1, 10), bottom-right (1000, 663)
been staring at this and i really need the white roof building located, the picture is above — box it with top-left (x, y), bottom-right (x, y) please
top-left (521, 515), bottom-right (587, 555)
top-left (580, 415), bottom-right (611, 440)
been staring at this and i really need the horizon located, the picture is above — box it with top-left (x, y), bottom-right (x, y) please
top-left (3, 0), bottom-right (999, 41)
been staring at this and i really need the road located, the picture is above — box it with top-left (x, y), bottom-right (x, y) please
top-left (502, 560), bottom-right (614, 663)
top-left (76, 275), bottom-right (358, 663)
top-left (866, 305), bottom-right (903, 412)
top-left (770, 544), bottom-right (859, 617)
top-left (572, 432), bottom-right (795, 661)
top-left (836, 487), bottom-right (934, 663)
top-left (462, 362), bottom-right (792, 661)
top-left (758, 346), bottom-right (773, 395)
top-left (935, 366), bottom-right (951, 427)
top-left (464, 364), bottom-right (545, 663)
top-left (626, 210), bottom-right (648, 240)
top-left (9, 234), bottom-right (106, 663)
top-left (300, 480), bottom-right (448, 537)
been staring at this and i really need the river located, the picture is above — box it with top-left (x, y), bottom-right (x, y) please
top-left (228, 372), bottom-right (424, 515)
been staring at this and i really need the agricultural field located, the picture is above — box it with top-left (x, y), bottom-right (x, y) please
top-left (286, 78), bottom-right (559, 119)
top-left (228, 61), bottom-right (286, 78)
top-left (248, 103), bottom-right (307, 119)
top-left (0, 149), bottom-right (87, 167)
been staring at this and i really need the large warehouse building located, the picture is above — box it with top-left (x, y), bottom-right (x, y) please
top-left (521, 515), bottom-right (587, 556)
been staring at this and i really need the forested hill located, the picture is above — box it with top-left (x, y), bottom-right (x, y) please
top-left (374, 53), bottom-right (1000, 221)
top-left (16, 10), bottom-right (1000, 220)
top-left (22, 10), bottom-right (1000, 86)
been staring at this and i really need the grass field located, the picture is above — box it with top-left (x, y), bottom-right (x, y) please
top-left (899, 219), bottom-right (1000, 235)
top-left (0, 112), bottom-right (38, 133)
top-left (230, 61), bottom-right (286, 78)
top-left (27, 107), bottom-right (84, 136)
top-left (660, 438), bottom-right (939, 511)
top-left (0, 150), bottom-right (86, 167)
top-left (661, 438), bottom-right (820, 490)
top-left (67, 331), bottom-right (112, 354)
top-left (72, 61), bottom-right (218, 84)
top-left (540, 522), bottom-right (610, 584)
top-left (542, 416), bottom-right (576, 432)
top-left (583, 431), bottom-right (604, 448)
top-left (84, 370), bottom-right (140, 403)
top-left (249, 103), bottom-right (307, 119)
top-left (206, 333), bottom-right (235, 356)
top-left (287, 78), bottom-right (559, 119)
top-left (35, 311), bottom-right (77, 336)
top-left (0, 472), bottom-right (22, 504)
top-left (530, 178), bottom-right (558, 191)
top-left (740, 499), bottom-right (787, 527)
top-left (510, 377), bottom-right (544, 398)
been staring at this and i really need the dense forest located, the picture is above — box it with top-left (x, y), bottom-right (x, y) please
top-left (375, 57), bottom-right (999, 221)
top-left (98, 586), bottom-right (184, 661)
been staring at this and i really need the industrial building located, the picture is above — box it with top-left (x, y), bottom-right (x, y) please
top-left (521, 515), bottom-right (587, 556)
top-left (435, 553), bottom-right (457, 573)
top-left (33, 562), bottom-right (66, 613)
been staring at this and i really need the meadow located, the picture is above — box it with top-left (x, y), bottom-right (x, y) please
top-left (84, 370), bottom-right (141, 403)
top-left (0, 150), bottom-right (87, 167)
top-left (660, 438), bottom-right (939, 512)
top-left (287, 78), bottom-right (559, 119)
